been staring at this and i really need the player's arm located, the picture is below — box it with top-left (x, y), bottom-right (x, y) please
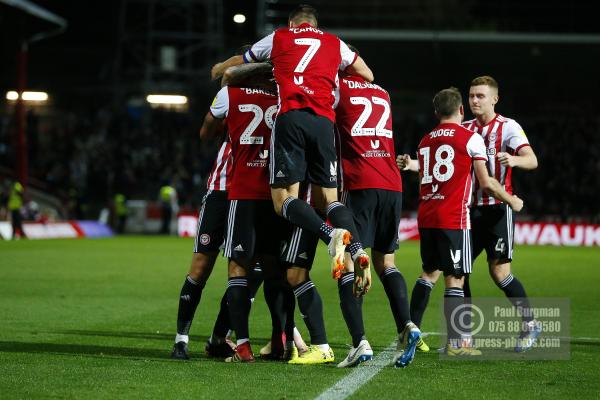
top-left (199, 112), bottom-right (225, 142)
top-left (221, 62), bottom-right (274, 89)
top-left (497, 120), bottom-right (538, 170)
top-left (211, 55), bottom-right (244, 80)
top-left (345, 56), bottom-right (374, 82)
top-left (339, 40), bottom-right (374, 82)
top-left (474, 161), bottom-right (523, 212)
top-left (200, 86), bottom-right (229, 141)
top-left (497, 146), bottom-right (538, 170)
top-left (213, 33), bottom-right (274, 81)
top-left (396, 154), bottom-right (419, 172)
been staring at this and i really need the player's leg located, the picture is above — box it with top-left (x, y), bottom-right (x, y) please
top-left (223, 200), bottom-right (257, 362)
top-left (269, 110), bottom-right (361, 277)
top-left (271, 182), bottom-right (354, 276)
top-left (206, 263), bottom-right (264, 358)
top-left (260, 258), bottom-right (287, 359)
top-left (172, 190), bottom-right (227, 359)
top-left (224, 258), bottom-right (254, 362)
top-left (334, 189), bottom-right (375, 367)
top-left (270, 111), bottom-right (329, 237)
top-left (440, 229), bottom-right (481, 356)
top-left (409, 206), bottom-right (444, 338)
top-left (372, 252), bottom-right (421, 364)
top-left (335, 253), bottom-right (373, 367)
top-left (286, 266), bottom-right (334, 364)
top-left (409, 270), bottom-right (440, 329)
top-left (486, 204), bottom-right (540, 351)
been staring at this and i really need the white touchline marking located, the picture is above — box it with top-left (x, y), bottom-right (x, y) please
top-left (314, 341), bottom-right (397, 400)
top-left (314, 331), bottom-right (599, 400)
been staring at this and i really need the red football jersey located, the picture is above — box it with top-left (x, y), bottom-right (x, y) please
top-left (417, 122), bottom-right (487, 230)
top-left (210, 86), bottom-right (278, 200)
top-left (244, 23), bottom-right (357, 122)
top-left (463, 114), bottom-right (531, 206)
top-left (206, 140), bottom-right (232, 192)
top-left (335, 76), bottom-right (401, 192)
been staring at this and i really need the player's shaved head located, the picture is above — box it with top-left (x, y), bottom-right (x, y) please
top-left (471, 75), bottom-right (499, 94)
top-left (433, 87), bottom-right (463, 118)
top-left (289, 4), bottom-right (318, 27)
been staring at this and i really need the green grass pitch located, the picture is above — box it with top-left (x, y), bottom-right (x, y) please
top-left (1, 236), bottom-right (599, 399)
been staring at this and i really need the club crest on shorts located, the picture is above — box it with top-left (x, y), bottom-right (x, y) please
top-left (200, 234), bottom-right (211, 245)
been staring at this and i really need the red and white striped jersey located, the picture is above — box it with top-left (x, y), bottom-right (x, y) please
top-left (243, 23), bottom-right (357, 122)
top-left (334, 76), bottom-right (401, 192)
top-left (463, 114), bottom-right (531, 206)
top-left (210, 86), bottom-right (278, 200)
top-left (417, 122), bottom-right (487, 230)
top-left (206, 140), bottom-right (232, 192)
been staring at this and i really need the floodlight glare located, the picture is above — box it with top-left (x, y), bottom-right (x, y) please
top-left (6, 91), bottom-right (48, 101)
top-left (146, 94), bottom-right (188, 105)
top-left (233, 14), bottom-right (246, 24)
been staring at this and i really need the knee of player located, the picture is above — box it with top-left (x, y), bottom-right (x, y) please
top-left (228, 258), bottom-right (250, 277)
top-left (420, 270), bottom-right (441, 284)
top-left (489, 261), bottom-right (512, 283)
top-left (286, 266), bottom-right (308, 286)
top-left (273, 201), bottom-right (284, 216)
top-left (189, 252), bottom-right (217, 277)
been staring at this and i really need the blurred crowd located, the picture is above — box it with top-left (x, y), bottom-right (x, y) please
top-left (1, 107), bottom-right (221, 220)
top-left (1, 105), bottom-right (599, 223)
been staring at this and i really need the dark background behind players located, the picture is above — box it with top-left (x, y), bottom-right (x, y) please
top-left (0, 0), bottom-right (598, 222)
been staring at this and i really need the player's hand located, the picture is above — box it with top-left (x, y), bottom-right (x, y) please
top-left (396, 154), bottom-right (411, 171)
top-left (210, 63), bottom-right (223, 80)
top-left (510, 195), bottom-right (524, 212)
top-left (353, 264), bottom-right (372, 298)
top-left (497, 152), bottom-right (516, 167)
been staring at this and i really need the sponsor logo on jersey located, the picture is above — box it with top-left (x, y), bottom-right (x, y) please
top-left (432, 184), bottom-right (439, 193)
top-left (259, 150), bottom-right (269, 159)
top-left (361, 150), bottom-right (390, 158)
top-left (294, 75), bottom-right (304, 85)
top-left (487, 148), bottom-right (497, 156)
top-left (370, 139), bottom-right (380, 149)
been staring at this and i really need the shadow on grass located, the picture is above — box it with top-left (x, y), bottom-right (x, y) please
top-left (0, 340), bottom-right (176, 360)
top-left (52, 329), bottom-right (208, 342)
top-left (46, 329), bottom-right (356, 349)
